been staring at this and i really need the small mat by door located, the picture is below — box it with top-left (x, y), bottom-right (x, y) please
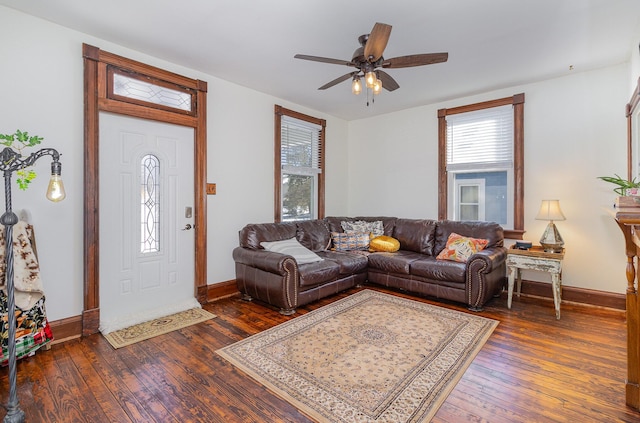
top-left (103, 307), bottom-right (216, 349)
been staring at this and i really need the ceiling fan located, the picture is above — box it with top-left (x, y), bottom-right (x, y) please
top-left (294, 22), bottom-right (448, 95)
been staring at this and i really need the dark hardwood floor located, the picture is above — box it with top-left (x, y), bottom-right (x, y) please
top-left (1, 285), bottom-right (638, 422)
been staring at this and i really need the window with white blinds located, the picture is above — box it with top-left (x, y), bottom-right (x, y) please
top-left (446, 104), bottom-right (513, 171)
top-left (281, 115), bottom-right (322, 176)
top-left (438, 94), bottom-right (524, 238)
top-left (274, 106), bottom-right (326, 222)
top-left (443, 103), bottom-right (515, 228)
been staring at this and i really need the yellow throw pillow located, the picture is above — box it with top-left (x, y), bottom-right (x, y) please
top-left (369, 235), bottom-right (400, 252)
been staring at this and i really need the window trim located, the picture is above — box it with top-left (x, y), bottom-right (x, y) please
top-left (82, 43), bottom-right (208, 335)
top-left (274, 105), bottom-right (326, 222)
top-left (438, 93), bottom-right (525, 239)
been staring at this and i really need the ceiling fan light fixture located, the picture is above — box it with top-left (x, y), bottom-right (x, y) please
top-left (351, 75), bottom-right (362, 95)
top-left (294, 22), bottom-right (449, 100)
top-left (365, 70), bottom-right (376, 89)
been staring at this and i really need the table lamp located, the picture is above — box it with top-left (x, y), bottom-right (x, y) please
top-left (535, 199), bottom-right (565, 253)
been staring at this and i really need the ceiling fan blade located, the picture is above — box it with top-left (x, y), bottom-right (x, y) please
top-left (294, 54), bottom-right (354, 67)
top-left (376, 70), bottom-right (400, 91)
top-left (363, 22), bottom-right (392, 62)
top-left (382, 53), bottom-right (449, 68)
top-left (318, 72), bottom-right (359, 90)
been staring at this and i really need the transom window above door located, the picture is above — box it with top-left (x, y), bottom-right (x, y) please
top-left (108, 67), bottom-right (197, 116)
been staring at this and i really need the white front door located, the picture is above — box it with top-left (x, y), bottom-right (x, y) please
top-left (98, 112), bottom-right (196, 333)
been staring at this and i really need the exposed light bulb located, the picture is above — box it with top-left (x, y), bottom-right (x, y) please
top-left (46, 161), bottom-right (66, 202)
top-left (351, 76), bottom-right (362, 95)
top-left (46, 174), bottom-right (66, 202)
top-left (373, 78), bottom-right (382, 95)
top-left (365, 71), bottom-right (376, 89)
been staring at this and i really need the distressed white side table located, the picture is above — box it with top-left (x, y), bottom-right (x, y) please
top-left (506, 245), bottom-right (565, 319)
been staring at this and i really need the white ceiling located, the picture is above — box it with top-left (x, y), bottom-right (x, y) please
top-left (2, 0), bottom-right (640, 120)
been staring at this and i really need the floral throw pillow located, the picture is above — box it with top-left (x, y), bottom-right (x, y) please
top-left (331, 232), bottom-right (370, 251)
top-left (435, 232), bottom-right (489, 263)
top-left (341, 220), bottom-right (384, 237)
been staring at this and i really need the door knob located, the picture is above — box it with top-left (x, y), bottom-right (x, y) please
top-left (182, 224), bottom-right (193, 231)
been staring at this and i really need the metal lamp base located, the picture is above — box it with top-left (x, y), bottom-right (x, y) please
top-left (539, 221), bottom-right (564, 253)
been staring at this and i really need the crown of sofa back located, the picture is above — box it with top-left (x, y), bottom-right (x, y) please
top-left (238, 217), bottom-right (503, 255)
top-left (239, 222), bottom-right (298, 250)
top-left (238, 220), bottom-right (332, 252)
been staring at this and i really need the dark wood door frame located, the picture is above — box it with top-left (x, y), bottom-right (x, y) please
top-left (82, 44), bottom-right (208, 335)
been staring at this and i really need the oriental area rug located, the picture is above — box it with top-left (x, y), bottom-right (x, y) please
top-left (103, 308), bottom-right (216, 349)
top-left (217, 289), bottom-right (498, 422)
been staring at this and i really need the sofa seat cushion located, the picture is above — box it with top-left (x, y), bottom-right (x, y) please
top-left (411, 256), bottom-right (466, 283)
top-left (298, 260), bottom-right (341, 287)
top-left (318, 251), bottom-right (369, 275)
top-left (368, 250), bottom-right (425, 275)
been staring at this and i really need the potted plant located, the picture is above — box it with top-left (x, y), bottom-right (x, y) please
top-left (597, 174), bottom-right (640, 196)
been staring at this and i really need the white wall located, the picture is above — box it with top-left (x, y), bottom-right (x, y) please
top-left (348, 64), bottom-right (630, 293)
top-left (0, 7), bottom-right (349, 320)
top-left (205, 78), bottom-right (350, 286)
top-left (0, 5), bottom-right (635, 325)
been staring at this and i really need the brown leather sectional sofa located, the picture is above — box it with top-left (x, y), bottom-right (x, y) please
top-left (232, 216), bottom-right (507, 315)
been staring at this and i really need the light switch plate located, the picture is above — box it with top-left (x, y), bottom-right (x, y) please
top-left (206, 183), bottom-right (216, 195)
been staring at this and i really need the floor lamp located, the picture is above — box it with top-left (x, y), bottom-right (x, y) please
top-left (0, 147), bottom-right (65, 423)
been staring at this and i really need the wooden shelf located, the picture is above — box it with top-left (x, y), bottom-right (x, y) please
top-left (508, 245), bottom-right (564, 260)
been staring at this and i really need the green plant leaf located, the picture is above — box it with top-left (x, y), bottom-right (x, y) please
top-left (598, 174), bottom-right (640, 195)
top-left (0, 130), bottom-right (45, 190)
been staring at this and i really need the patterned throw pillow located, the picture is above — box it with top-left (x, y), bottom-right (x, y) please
top-left (260, 238), bottom-right (323, 264)
top-left (435, 233), bottom-right (489, 263)
top-left (330, 231), bottom-right (370, 251)
top-left (341, 220), bottom-right (384, 237)
top-left (369, 235), bottom-right (401, 252)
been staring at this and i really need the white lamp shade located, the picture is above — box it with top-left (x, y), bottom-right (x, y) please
top-left (535, 200), bottom-right (565, 221)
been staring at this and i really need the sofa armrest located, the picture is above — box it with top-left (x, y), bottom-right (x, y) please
top-left (466, 247), bottom-right (507, 273)
top-left (232, 247), bottom-right (297, 275)
top-left (465, 246), bottom-right (507, 311)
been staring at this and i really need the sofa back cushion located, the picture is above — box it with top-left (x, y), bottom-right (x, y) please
top-left (239, 222), bottom-right (297, 250)
top-left (324, 216), bottom-right (352, 233)
top-left (296, 220), bottom-right (331, 252)
top-left (434, 220), bottom-right (504, 256)
top-left (392, 219), bottom-right (437, 255)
